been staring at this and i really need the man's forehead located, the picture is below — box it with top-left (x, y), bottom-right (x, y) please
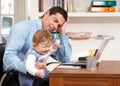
top-left (54, 13), bottom-right (65, 25)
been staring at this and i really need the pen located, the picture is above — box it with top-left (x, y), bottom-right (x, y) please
top-left (89, 50), bottom-right (95, 57)
top-left (94, 49), bottom-right (98, 56)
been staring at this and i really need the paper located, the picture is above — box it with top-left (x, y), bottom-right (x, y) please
top-left (47, 56), bottom-right (61, 72)
top-left (47, 62), bottom-right (61, 72)
top-left (57, 65), bottom-right (81, 69)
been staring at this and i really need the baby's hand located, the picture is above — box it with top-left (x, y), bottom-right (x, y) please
top-left (52, 43), bottom-right (59, 50)
top-left (35, 69), bottom-right (45, 78)
top-left (35, 60), bottom-right (47, 69)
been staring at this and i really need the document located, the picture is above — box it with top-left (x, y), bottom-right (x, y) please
top-left (47, 56), bottom-right (61, 72)
top-left (57, 65), bottom-right (81, 69)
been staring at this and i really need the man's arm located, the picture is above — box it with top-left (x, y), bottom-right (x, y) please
top-left (51, 20), bottom-right (72, 63)
top-left (3, 24), bottom-right (28, 74)
top-left (51, 35), bottom-right (72, 63)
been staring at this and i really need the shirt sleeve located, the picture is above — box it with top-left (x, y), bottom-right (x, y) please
top-left (3, 20), bottom-right (42, 74)
top-left (3, 22), bottom-right (29, 73)
top-left (25, 54), bottom-right (39, 76)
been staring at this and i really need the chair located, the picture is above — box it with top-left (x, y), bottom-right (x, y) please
top-left (0, 43), bottom-right (6, 79)
top-left (0, 43), bottom-right (19, 86)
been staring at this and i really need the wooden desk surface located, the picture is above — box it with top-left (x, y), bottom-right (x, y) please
top-left (50, 60), bottom-right (120, 86)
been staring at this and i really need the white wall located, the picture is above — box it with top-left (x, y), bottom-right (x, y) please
top-left (67, 17), bottom-right (120, 61)
top-left (30, 0), bottom-right (120, 61)
top-left (30, 0), bottom-right (40, 19)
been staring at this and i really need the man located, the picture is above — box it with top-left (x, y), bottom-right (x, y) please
top-left (3, 6), bottom-right (72, 86)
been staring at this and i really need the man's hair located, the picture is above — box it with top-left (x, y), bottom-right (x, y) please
top-left (42, 6), bottom-right (68, 21)
top-left (33, 29), bottom-right (52, 45)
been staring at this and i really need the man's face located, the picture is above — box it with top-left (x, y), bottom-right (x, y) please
top-left (42, 12), bottom-right (65, 32)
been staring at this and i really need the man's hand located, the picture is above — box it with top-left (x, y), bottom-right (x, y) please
top-left (58, 18), bottom-right (69, 35)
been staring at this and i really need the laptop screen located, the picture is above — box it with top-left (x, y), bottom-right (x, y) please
top-left (95, 37), bottom-right (111, 60)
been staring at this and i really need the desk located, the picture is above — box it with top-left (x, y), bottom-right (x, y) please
top-left (50, 61), bottom-right (120, 86)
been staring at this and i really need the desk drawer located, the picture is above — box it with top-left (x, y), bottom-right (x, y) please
top-left (63, 78), bottom-right (114, 86)
top-left (50, 77), bottom-right (116, 86)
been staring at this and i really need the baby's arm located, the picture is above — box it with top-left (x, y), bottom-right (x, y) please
top-left (25, 54), bottom-right (45, 78)
top-left (52, 42), bottom-right (59, 50)
top-left (49, 42), bottom-right (59, 54)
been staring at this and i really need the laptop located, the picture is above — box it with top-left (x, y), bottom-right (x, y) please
top-left (61, 37), bottom-right (111, 68)
top-left (95, 37), bottom-right (111, 60)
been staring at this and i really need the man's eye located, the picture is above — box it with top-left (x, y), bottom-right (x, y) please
top-left (54, 20), bottom-right (58, 23)
top-left (54, 18), bottom-right (58, 23)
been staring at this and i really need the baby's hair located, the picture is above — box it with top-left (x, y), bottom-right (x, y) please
top-left (33, 29), bottom-right (52, 45)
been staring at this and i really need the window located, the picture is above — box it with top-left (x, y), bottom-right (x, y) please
top-left (0, 0), bottom-right (26, 43)
top-left (1, 16), bottom-right (13, 34)
top-left (0, 0), bottom-right (14, 42)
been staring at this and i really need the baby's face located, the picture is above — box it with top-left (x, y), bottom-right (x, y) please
top-left (34, 41), bottom-right (52, 55)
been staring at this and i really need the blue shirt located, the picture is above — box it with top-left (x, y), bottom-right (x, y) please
top-left (3, 19), bottom-right (72, 74)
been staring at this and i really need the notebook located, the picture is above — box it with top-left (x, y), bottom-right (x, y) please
top-left (61, 37), bottom-right (111, 68)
